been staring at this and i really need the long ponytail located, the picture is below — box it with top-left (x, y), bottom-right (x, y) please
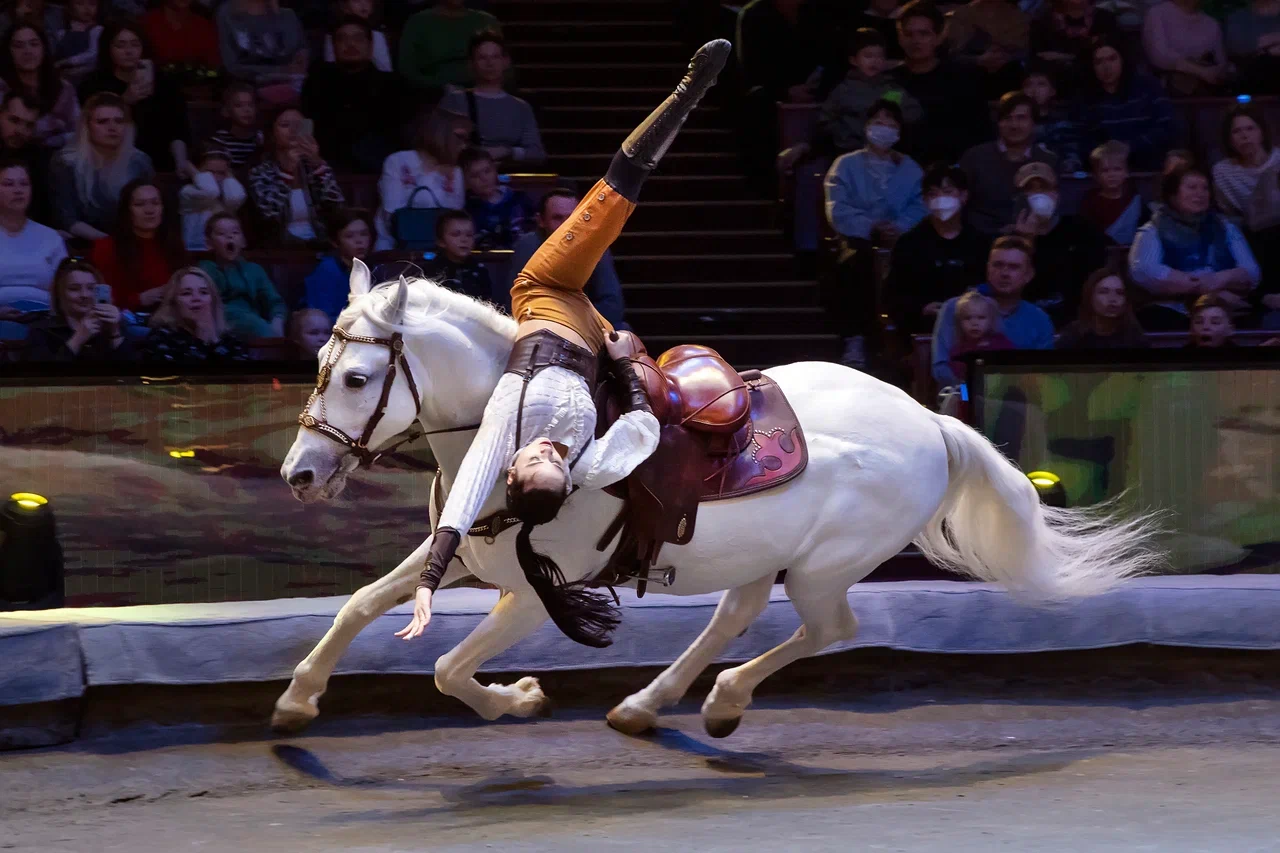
top-left (515, 521), bottom-right (620, 648)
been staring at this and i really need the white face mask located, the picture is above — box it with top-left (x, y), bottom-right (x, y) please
top-left (1027, 192), bottom-right (1057, 218)
top-left (929, 195), bottom-right (961, 221)
top-left (865, 124), bottom-right (900, 149)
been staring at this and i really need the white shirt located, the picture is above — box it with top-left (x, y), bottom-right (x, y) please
top-left (286, 187), bottom-right (315, 241)
top-left (436, 366), bottom-right (661, 536)
top-left (375, 150), bottom-right (466, 250)
top-left (179, 171), bottom-right (247, 250)
top-left (0, 220), bottom-right (67, 309)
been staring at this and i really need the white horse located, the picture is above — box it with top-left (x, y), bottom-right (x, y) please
top-left (275, 264), bottom-right (1160, 737)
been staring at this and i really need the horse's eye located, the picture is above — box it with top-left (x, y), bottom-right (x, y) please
top-left (344, 374), bottom-right (368, 389)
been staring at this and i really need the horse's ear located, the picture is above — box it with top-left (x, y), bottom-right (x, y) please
top-left (382, 274), bottom-right (410, 324)
top-left (349, 257), bottom-right (372, 299)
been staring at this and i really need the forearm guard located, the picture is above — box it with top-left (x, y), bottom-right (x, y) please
top-left (417, 527), bottom-right (461, 593)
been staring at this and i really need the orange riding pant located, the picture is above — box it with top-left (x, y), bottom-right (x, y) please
top-left (509, 178), bottom-right (635, 354)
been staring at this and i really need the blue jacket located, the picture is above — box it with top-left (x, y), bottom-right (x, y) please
top-left (824, 149), bottom-right (927, 241)
top-left (931, 293), bottom-right (1055, 386)
top-left (301, 255), bottom-right (351, 323)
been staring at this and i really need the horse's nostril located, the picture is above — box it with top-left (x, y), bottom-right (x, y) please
top-left (288, 470), bottom-right (315, 488)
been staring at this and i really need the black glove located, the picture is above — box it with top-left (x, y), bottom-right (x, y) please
top-left (417, 527), bottom-right (461, 592)
top-left (612, 355), bottom-right (653, 416)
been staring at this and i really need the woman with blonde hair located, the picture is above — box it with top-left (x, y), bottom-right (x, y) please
top-left (375, 106), bottom-right (469, 249)
top-left (142, 265), bottom-right (248, 362)
top-left (25, 256), bottom-right (136, 361)
top-left (49, 91), bottom-right (152, 240)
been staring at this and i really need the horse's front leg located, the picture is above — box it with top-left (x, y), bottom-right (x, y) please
top-left (272, 536), bottom-right (453, 733)
top-left (433, 589), bottom-right (550, 720)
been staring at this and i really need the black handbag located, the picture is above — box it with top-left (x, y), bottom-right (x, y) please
top-left (390, 185), bottom-right (444, 250)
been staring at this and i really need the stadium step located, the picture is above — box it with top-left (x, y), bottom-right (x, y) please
top-left (627, 199), bottom-right (776, 229)
top-left (636, 176), bottom-right (758, 203)
top-left (615, 253), bottom-right (799, 282)
top-left (520, 86), bottom-right (672, 108)
top-left (505, 20), bottom-right (679, 42)
top-left (627, 306), bottom-right (828, 336)
top-left (508, 40), bottom-right (690, 64)
top-left (540, 103), bottom-right (725, 130)
top-left (612, 229), bottom-right (788, 255)
top-left (541, 126), bottom-right (733, 155)
top-left (547, 150), bottom-right (737, 176)
top-left (623, 280), bottom-right (822, 310)
top-left (519, 62), bottom-right (688, 88)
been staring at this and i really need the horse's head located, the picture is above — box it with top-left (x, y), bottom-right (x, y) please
top-left (281, 259), bottom-right (423, 502)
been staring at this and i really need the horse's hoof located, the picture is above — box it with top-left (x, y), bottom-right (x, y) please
top-left (705, 715), bottom-right (742, 739)
top-left (270, 704), bottom-right (317, 736)
top-left (606, 702), bottom-right (657, 736)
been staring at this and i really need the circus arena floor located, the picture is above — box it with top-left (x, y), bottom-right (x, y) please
top-left (3, 651), bottom-right (1279, 853)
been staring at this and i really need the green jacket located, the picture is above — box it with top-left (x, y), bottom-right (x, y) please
top-left (398, 8), bottom-right (500, 89)
top-left (198, 259), bottom-right (286, 339)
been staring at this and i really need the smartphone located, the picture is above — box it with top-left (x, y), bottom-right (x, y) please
top-left (298, 118), bottom-right (314, 138)
top-left (94, 283), bottom-right (112, 304)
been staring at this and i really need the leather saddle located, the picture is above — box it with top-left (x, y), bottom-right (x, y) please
top-left (592, 331), bottom-right (808, 595)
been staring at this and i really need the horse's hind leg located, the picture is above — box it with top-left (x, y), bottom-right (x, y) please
top-left (606, 573), bottom-right (775, 735)
top-left (272, 536), bottom-right (444, 733)
top-left (701, 580), bottom-right (859, 738)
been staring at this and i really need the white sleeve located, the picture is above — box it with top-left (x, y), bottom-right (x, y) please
top-left (435, 375), bottom-right (520, 534)
top-left (221, 175), bottom-right (247, 211)
top-left (569, 410), bottom-right (661, 492)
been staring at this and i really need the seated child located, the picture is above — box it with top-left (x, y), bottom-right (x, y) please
top-left (206, 82), bottom-right (265, 169)
top-left (1022, 62), bottom-right (1079, 172)
top-left (179, 147), bottom-right (247, 250)
top-left (1187, 293), bottom-right (1235, 348)
top-left (420, 209), bottom-right (499, 303)
top-left (302, 207), bottom-right (374, 323)
top-left (197, 213), bottom-right (287, 338)
top-left (1078, 141), bottom-right (1146, 245)
top-left (461, 147), bottom-right (535, 250)
top-left (777, 28), bottom-right (921, 171)
top-left (52, 0), bottom-right (102, 85)
top-left (289, 307), bottom-right (332, 357)
top-left (948, 291), bottom-right (1015, 383)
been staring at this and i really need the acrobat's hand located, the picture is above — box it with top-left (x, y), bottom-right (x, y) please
top-left (604, 330), bottom-right (633, 361)
top-left (395, 587), bottom-right (433, 640)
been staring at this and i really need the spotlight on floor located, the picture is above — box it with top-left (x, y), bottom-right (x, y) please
top-left (0, 492), bottom-right (64, 610)
top-left (1026, 471), bottom-right (1067, 509)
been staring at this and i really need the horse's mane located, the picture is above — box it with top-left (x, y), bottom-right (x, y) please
top-left (336, 275), bottom-right (519, 341)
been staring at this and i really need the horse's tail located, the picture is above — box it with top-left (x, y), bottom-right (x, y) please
top-left (913, 413), bottom-right (1163, 599)
top-left (516, 522), bottom-right (620, 648)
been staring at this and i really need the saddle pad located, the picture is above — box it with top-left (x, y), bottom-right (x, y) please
top-left (701, 370), bottom-right (808, 501)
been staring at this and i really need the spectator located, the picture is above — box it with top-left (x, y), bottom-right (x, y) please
top-left (0, 159), bottom-right (63, 333)
top-left (420, 209), bottom-right (496, 302)
top-left (506, 187), bottom-right (627, 329)
top-left (323, 0), bottom-right (391, 72)
top-left (959, 91), bottom-right (1057, 238)
top-left (1212, 103), bottom-right (1280, 227)
top-left (300, 16), bottom-right (403, 175)
top-left (439, 31), bottom-right (545, 167)
top-left (302, 206), bottom-right (372, 322)
top-left (1130, 165), bottom-right (1260, 329)
top-left (1079, 140), bottom-right (1146, 244)
top-left (888, 163), bottom-right (993, 334)
top-left (893, 1), bottom-right (992, 167)
top-left (946, 290), bottom-right (1015, 383)
top-left (1142, 0), bottom-right (1227, 95)
top-left (946, 0), bottom-right (1030, 100)
top-left (779, 28), bottom-right (921, 172)
top-left (376, 107), bottom-right (468, 250)
top-left (197, 211), bottom-right (286, 338)
top-left (398, 0), bottom-right (499, 91)
top-left (25, 256), bottom-right (136, 359)
top-left (1226, 0), bottom-right (1280, 94)
top-left (206, 81), bottom-right (263, 168)
top-left (89, 176), bottom-right (184, 311)
top-left (1057, 266), bottom-right (1148, 347)
top-left (179, 146), bottom-right (245, 250)
top-left (0, 22), bottom-right (78, 148)
top-left (931, 235), bottom-right (1055, 386)
top-left (0, 91), bottom-right (50, 222)
top-left (143, 265), bottom-right (249, 362)
top-left (1186, 292), bottom-right (1235, 346)
top-left (847, 0), bottom-right (906, 62)
top-left (1072, 34), bottom-right (1173, 172)
top-left (0, 0), bottom-right (62, 36)
top-left (823, 98), bottom-right (926, 244)
top-left (460, 145), bottom-right (532, 250)
top-left (216, 0), bottom-right (306, 97)
top-left (1008, 161), bottom-right (1109, 322)
top-left (77, 20), bottom-right (190, 171)
top-left (288, 306), bottom-right (330, 356)
top-left (1022, 61), bottom-right (1079, 171)
top-left (1031, 0), bottom-right (1119, 71)
top-left (142, 0), bottom-right (219, 72)
top-left (247, 105), bottom-right (345, 247)
top-left (50, 0), bottom-right (101, 85)
top-left (1245, 156), bottom-right (1280, 325)
top-left (49, 92), bottom-right (152, 240)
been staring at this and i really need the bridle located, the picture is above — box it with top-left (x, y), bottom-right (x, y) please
top-left (298, 326), bottom-right (423, 467)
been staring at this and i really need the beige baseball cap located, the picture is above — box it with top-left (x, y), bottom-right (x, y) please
top-left (1014, 162), bottom-right (1058, 188)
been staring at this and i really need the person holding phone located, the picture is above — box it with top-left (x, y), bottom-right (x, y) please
top-left (247, 105), bottom-right (345, 247)
top-left (25, 257), bottom-right (137, 360)
top-left (77, 20), bottom-right (191, 171)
